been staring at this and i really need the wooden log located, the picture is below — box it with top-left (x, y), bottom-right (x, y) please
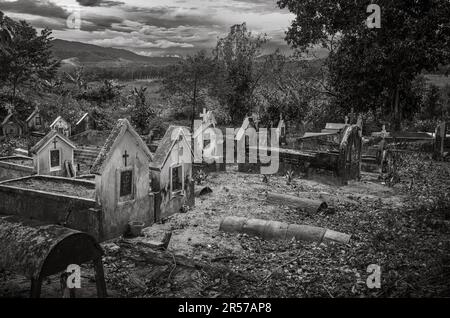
top-left (266, 192), bottom-right (327, 214)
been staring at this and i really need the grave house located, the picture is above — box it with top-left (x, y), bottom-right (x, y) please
top-left (193, 108), bottom-right (225, 172)
top-left (276, 114), bottom-right (287, 146)
top-left (25, 107), bottom-right (45, 133)
top-left (73, 112), bottom-right (97, 136)
top-left (30, 129), bottom-right (76, 177)
top-left (150, 126), bottom-right (195, 221)
top-left (236, 116), bottom-right (263, 173)
top-left (50, 116), bottom-right (71, 137)
top-left (90, 118), bottom-right (155, 239)
top-left (1, 111), bottom-right (25, 137)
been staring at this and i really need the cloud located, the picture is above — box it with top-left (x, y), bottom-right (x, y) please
top-left (0, 0), bottom-right (69, 19)
top-left (1, 0), bottom-right (294, 56)
top-left (76, 0), bottom-right (123, 7)
top-left (89, 36), bottom-right (194, 49)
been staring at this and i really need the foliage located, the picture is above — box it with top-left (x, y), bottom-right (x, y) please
top-left (130, 86), bottom-right (155, 135)
top-left (278, 0), bottom-right (450, 129)
top-left (0, 12), bottom-right (60, 106)
top-left (162, 50), bottom-right (215, 129)
top-left (213, 23), bottom-right (269, 124)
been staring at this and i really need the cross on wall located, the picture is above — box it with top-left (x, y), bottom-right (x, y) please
top-left (123, 150), bottom-right (129, 166)
top-left (53, 138), bottom-right (58, 149)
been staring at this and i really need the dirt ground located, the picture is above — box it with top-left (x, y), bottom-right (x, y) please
top-left (1, 164), bottom-right (448, 298)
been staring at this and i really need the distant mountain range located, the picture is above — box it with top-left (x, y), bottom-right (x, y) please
top-left (51, 39), bottom-right (181, 67)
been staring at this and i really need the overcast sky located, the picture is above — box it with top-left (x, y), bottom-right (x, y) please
top-left (0, 0), bottom-right (295, 57)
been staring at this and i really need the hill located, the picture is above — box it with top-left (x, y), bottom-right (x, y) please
top-left (51, 39), bottom-right (181, 66)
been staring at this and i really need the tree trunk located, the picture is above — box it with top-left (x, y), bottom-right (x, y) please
top-left (266, 192), bottom-right (327, 214)
top-left (392, 87), bottom-right (401, 131)
top-left (191, 74), bottom-right (198, 131)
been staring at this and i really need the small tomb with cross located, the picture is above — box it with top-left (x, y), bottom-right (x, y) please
top-left (1, 109), bottom-right (25, 137)
top-left (193, 109), bottom-right (225, 171)
top-left (90, 118), bottom-right (154, 240)
top-left (150, 126), bottom-right (195, 221)
top-left (50, 116), bottom-right (71, 137)
top-left (30, 129), bottom-right (77, 177)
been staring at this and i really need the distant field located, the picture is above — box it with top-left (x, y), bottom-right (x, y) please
top-left (424, 74), bottom-right (450, 88)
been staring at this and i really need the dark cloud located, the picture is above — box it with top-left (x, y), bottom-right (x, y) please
top-left (0, 0), bottom-right (68, 19)
top-left (82, 14), bottom-right (123, 30)
top-left (76, 0), bottom-right (124, 7)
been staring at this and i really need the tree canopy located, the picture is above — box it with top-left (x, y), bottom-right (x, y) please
top-left (278, 0), bottom-right (450, 129)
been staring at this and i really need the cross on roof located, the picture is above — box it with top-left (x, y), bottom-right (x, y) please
top-left (344, 116), bottom-right (349, 124)
top-left (200, 108), bottom-right (208, 122)
top-left (52, 138), bottom-right (58, 149)
top-left (123, 150), bottom-right (129, 166)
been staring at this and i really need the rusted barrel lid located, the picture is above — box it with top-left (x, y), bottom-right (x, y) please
top-left (0, 215), bottom-right (102, 279)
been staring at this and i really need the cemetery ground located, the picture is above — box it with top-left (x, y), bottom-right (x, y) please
top-left (0, 159), bottom-right (449, 298)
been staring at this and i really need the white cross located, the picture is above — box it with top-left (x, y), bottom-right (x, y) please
top-left (200, 108), bottom-right (208, 122)
top-left (344, 116), bottom-right (349, 125)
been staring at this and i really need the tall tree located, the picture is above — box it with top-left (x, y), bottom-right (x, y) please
top-left (162, 50), bottom-right (214, 130)
top-left (0, 12), bottom-right (60, 107)
top-left (130, 86), bottom-right (155, 135)
top-left (278, 0), bottom-right (450, 129)
top-left (213, 23), bottom-right (269, 124)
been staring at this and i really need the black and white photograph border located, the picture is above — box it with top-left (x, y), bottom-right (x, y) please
top-left (0, 0), bottom-right (449, 301)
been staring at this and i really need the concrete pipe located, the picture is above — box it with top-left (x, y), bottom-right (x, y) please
top-left (219, 216), bottom-right (350, 244)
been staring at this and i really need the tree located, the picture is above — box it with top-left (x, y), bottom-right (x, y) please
top-left (278, 0), bottom-right (450, 130)
top-left (0, 12), bottom-right (60, 107)
top-left (130, 86), bottom-right (155, 135)
top-left (421, 84), bottom-right (444, 119)
top-left (213, 23), bottom-right (269, 124)
top-left (162, 50), bottom-right (214, 130)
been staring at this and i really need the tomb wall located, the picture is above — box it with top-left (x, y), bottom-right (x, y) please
top-left (95, 130), bottom-right (154, 240)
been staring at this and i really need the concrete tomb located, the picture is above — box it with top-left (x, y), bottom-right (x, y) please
top-left (50, 116), bottom-right (71, 137)
top-left (30, 129), bottom-right (76, 177)
top-left (150, 126), bottom-right (195, 221)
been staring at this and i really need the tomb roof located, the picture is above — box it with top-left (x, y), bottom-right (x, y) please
top-left (1, 112), bottom-right (25, 128)
top-left (25, 107), bottom-right (40, 123)
top-left (235, 116), bottom-right (257, 141)
top-left (50, 116), bottom-right (69, 128)
top-left (90, 118), bottom-right (153, 175)
top-left (75, 112), bottom-right (89, 126)
top-left (150, 125), bottom-right (193, 170)
top-left (30, 129), bottom-right (76, 154)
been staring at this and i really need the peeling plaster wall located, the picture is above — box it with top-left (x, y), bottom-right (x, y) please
top-left (0, 184), bottom-right (101, 240)
top-left (34, 136), bottom-right (74, 177)
top-left (152, 137), bottom-right (194, 221)
top-left (0, 162), bottom-right (34, 181)
top-left (95, 130), bottom-right (154, 240)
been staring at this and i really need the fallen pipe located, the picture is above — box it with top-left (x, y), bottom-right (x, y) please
top-left (266, 192), bottom-right (327, 214)
top-left (219, 216), bottom-right (350, 244)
